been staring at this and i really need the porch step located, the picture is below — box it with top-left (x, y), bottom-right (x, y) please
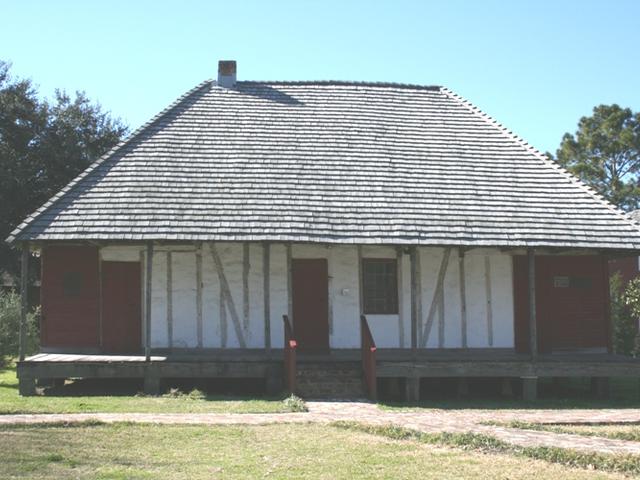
top-left (295, 361), bottom-right (365, 399)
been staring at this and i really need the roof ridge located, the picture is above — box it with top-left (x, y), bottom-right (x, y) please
top-left (6, 80), bottom-right (212, 245)
top-left (439, 86), bottom-right (640, 236)
top-left (234, 80), bottom-right (442, 91)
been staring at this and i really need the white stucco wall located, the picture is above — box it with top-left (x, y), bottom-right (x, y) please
top-left (100, 243), bottom-right (515, 350)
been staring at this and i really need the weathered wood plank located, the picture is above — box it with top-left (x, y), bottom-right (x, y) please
top-left (209, 243), bottom-right (247, 348)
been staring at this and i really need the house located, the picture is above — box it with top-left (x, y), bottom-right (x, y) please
top-left (8, 61), bottom-right (640, 401)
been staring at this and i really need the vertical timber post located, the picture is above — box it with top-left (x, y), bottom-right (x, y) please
top-left (396, 247), bottom-right (405, 348)
top-left (196, 243), bottom-right (203, 348)
top-left (263, 242), bottom-right (271, 355)
top-left (603, 254), bottom-right (613, 353)
top-left (286, 243), bottom-right (292, 324)
top-left (527, 248), bottom-right (537, 359)
top-left (18, 245), bottom-right (35, 395)
top-left (19, 245), bottom-right (29, 362)
top-left (357, 245), bottom-right (363, 315)
top-left (409, 246), bottom-right (419, 356)
top-left (523, 248), bottom-right (538, 401)
top-left (459, 248), bottom-right (467, 349)
top-left (145, 242), bottom-right (154, 362)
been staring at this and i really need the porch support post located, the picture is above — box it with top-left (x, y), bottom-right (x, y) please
top-left (527, 248), bottom-right (537, 359)
top-left (19, 244), bottom-right (29, 362)
top-left (405, 375), bottom-right (420, 403)
top-left (522, 376), bottom-right (537, 402)
top-left (145, 242), bottom-right (154, 362)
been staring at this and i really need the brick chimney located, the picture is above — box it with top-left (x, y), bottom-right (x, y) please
top-left (217, 60), bottom-right (237, 88)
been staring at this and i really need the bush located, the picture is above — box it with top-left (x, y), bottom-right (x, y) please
top-left (0, 290), bottom-right (40, 366)
top-left (161, 388), bottom-right (206, 400)
top-left (283, 394), bottom-right (308, 412)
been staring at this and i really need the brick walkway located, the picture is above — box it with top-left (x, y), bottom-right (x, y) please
top-left (3, 401), bottom-right (640, 455)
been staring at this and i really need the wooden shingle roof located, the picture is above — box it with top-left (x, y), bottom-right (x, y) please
top-left (8, 80), bottom-right (640, 249)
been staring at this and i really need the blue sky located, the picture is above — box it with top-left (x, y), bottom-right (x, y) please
top-left (2, 0), bottom-right (638, 154)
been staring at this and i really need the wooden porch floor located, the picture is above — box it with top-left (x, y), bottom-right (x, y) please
top-left (25, 349), bottom-right (639, 364)
top-left (17, 350), bottom-right (640, 400)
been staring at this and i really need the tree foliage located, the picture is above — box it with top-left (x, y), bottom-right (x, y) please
top-left (550, 104), bottom-right (640, 211)
top-left (0, 290), bottom-right (39, 365)
top-left (610, 273), bottom-right (638, 355)
top-left (0, 61), bottom-right (128, 277)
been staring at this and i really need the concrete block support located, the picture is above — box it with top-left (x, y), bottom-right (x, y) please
top-left (405, 376), bottom-right (420, 402)
top-left (521, 376), bottom-right (537, 402)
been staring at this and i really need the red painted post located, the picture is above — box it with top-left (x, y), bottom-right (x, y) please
top-left (283, 315), bottom-right (297, 394)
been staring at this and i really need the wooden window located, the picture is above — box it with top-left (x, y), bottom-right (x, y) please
top-left (362, 259), bottom-right (398, 314)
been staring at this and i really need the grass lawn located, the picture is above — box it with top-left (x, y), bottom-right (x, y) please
top-left (505, 421), bottom-right (640, 442)
top-left (0, 422), bottom-right (629, 480)
top-left (0, 364), bottom-right (294, 414)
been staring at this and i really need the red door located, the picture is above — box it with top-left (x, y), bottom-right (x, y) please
top-left (513, 255), bottom-right (608, 353)
top-left (41, 246), bottom-right (100, 348)
top-left (291, 259), bottom-right (329, 352)
top-left (101, 261), bottom-right (142, 353)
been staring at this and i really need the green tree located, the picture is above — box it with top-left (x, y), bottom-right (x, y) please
top-left (0, 290), bottom-right (39, 366)
top-left (611, 273), bottom-right (638, 355)
top-left (0, 61), bottom-right (128, 278)
top-left (549, 104), bottom-right (640, 211)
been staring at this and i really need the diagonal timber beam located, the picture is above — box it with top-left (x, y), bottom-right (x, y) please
top-left (209, 243), bottom-right (247, 348)
top-left (420, 247), bottom-right (451, 347)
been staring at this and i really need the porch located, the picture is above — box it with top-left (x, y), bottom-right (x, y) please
top-left (17, 348), bottom-right (640, 402)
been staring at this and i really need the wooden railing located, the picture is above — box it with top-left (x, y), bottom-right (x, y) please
top-left (283, 315), bottom-right (297, 394)
top-left (360, 315), bottom-right (377, 400)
